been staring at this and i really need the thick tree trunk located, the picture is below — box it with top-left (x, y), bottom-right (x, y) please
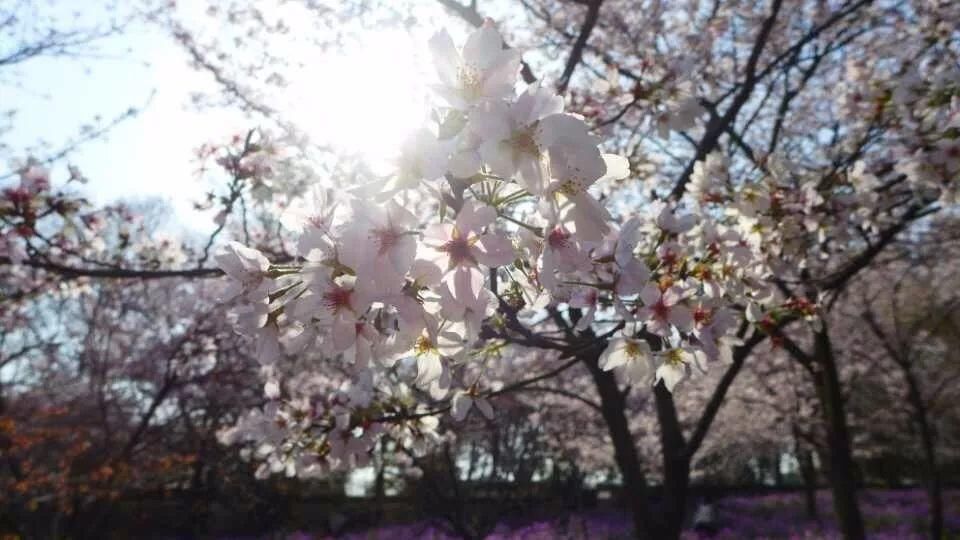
top-left (792, 425), bottom-right (819, 519)
top-left (903, 368), bottom-right (943, 540)
top-left (654, 383), bottom-right (691, 540)
top-left (811, 328), bottom-right (865, 540)
top-left (799, 448), bottom-right (819, 520)
top-left (583, 352), bottom-right (658, 539)
top-left (773, 450), bottom-right (784, 486)
top-left (374, 442), bottom-right (386, 524)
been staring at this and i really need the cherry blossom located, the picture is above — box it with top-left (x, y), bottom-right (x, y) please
top-left (599, 334), bottom-right (654, 384)
top-left (428, 25), bottom-right (522, 110)
top-left (422, 199), bottom-right (514, 273)
top-left (635, 283), bottom-right (693, 337)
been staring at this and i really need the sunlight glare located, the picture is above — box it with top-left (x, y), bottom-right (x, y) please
top-left (287, 29), bottom-right (432, 171)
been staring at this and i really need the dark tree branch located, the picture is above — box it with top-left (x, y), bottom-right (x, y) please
top-left (669, 0), bottom-right (784, 200)
top-left (4, 257), bottom-right (224, 280)
top-left (818, 204), bottom-right (937, 292)
top-left (556, 0), bottom-right (603, 93)
top-left (520, 385), bottom-right (602, 411)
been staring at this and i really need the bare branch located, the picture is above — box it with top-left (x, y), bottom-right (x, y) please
top-left (669, 0), bottom-right (784, 199)
top-left (556, 0), bottom-right (603, 93)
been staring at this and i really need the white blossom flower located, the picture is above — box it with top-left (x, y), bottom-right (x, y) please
top-left (544, 153), bottom-right (629, 242)
top-left (600, 336), bottom-right (654, 384)
top-left (215, 241), bottom-right (271, 301)
top-left (451, 390), bottom-right (495, 421)
top-left (654, 347), bottom-right (705, 392)
top-left (614, 217), bottom-right (651, 295)
top-left (468, 83), bottom-right (565, 194)
top-left (339, 199), bottom-right (418, 289)
top-left (393, 128), bottom-right (449, 190)
top-left (439, 267), bottom-right (496, 341)
top-left (428, 25), bottom-right (522, 109)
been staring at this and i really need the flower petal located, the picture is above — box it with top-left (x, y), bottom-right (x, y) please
top-left (451, 392), bottom-right (473, 421)
top-left (475, 233), bottom-right (515, 267)
top-left (655, 362), bottom-right (687, 392)
top-left (428, 30), bottom-right (460, 85)
top-left (463, 26), bottom-right (505, 70)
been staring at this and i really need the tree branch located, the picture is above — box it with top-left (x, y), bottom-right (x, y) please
top-left (669, 0), bottom-right (784, 200)
top-left (4, 257), bottom-right (223, 280)
top-left (556, 0), bottom-right (603, 93)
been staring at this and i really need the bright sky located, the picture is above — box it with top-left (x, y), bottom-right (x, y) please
top-left (2, 2), bottom-right (459, 235)
top-left (4, 14), bottom-right (222, 230)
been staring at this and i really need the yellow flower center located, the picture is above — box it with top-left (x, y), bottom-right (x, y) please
top-left (625, 340), bottom-right (645, 359)
top-left (557, 178), bottom-right (584, 196)
top-left (457, 65), bottom-right (483, 99)
top-left (665, 349), bottom-right (686, 366)
top-left (414, 335), bottom-right (436, 356)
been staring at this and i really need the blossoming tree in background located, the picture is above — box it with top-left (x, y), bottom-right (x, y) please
top-left (834, 224), bottom-right (960, 540)
top-left (0, 168), bottom-right (266, 536)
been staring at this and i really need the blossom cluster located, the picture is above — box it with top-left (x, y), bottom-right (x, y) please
top-left (0, 159), bottom-right (122, 270)
top-left (216, 24), bottom-right (779, 478)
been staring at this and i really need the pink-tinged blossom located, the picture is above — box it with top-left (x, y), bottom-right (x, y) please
top-left (209, 15), bottom-right (875, 483)
top-left (16, 161), bottom-right (51, 194)
top-left (228, 300), bottom-right (280, 366)
top-left (338, 321), bottom-right (382, 369)
top-left (636, 283), bottom-right (693, 336)
top-left (655, 241), bottom-right (685, 271)
top-left (654, 95), bottom-right (704, 139)
top-left (284, 187), bottom-right (339, 259)
top-left (327, 430), bottom-right (373, 470)
top-left (422, 200), bottom-right (514, 273)
top-left (733, 184), bottom-right (771, 218)
top-left (468, 83), bottom-right (565, 194)
top-left (688, 151), bottom-right (730, 205)
top-left (447, 128), bottom-right (483, 178)
top-left (287, 275), bottom-right (372, 355)
top-left (656, 206), bottom-right (697, 235)
top-left (387, 399), bottom-right (442, 456)
top-left (654, 347), bottom-right (706, 392)
top-left (439, 267), bottom-right (496, 341)
top-left (0, 234), bottom-right (26, 264)
top-left (215, 241), bottom-right (271, 301)
top-left (614, 217), bottom-right (651, 296)
top-left (339, 199), bottom-right (418, 289)
top-left (390, 317), bottom-right (466, 395)
top-left (428, 25), bottom-right (521, 110)
top-left (539, 224), bottom-right (592, 291)
top-left (382, 259), bottom-right (445, 339)
top-left (692, 304), bottom-right (738, 363)
top-left (569, 287), bottom-right (600, 331)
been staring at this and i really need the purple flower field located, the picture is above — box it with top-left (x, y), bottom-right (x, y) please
top-left (309, 489), bottom-right (959, 540)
